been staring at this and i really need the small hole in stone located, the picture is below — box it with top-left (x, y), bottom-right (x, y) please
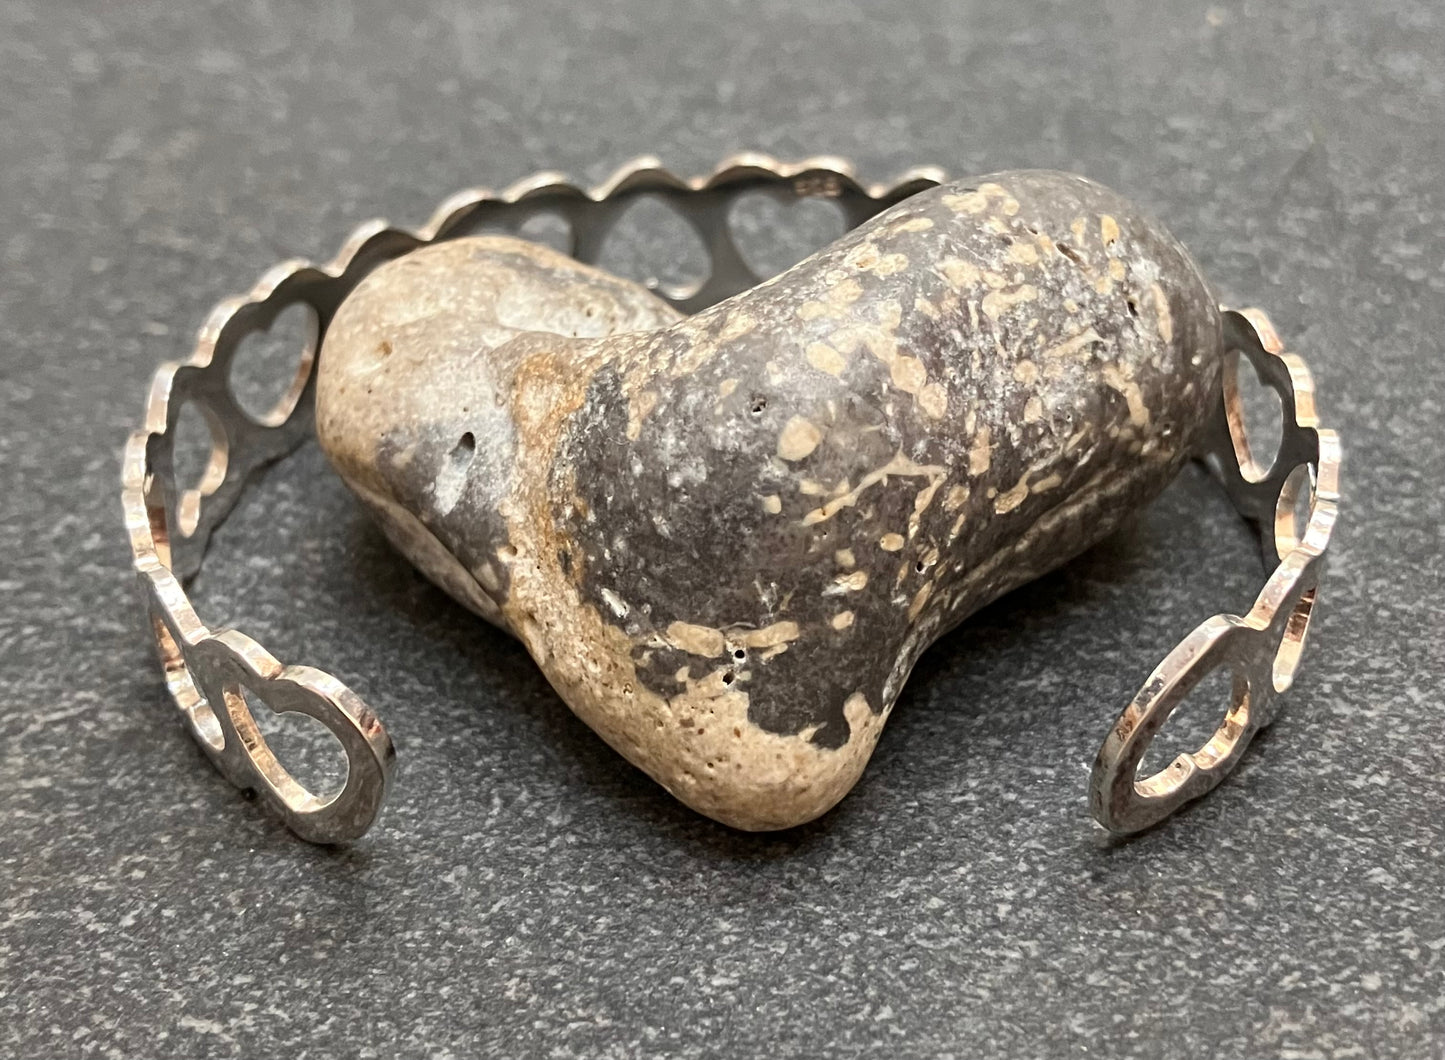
top-left (451, 432), bottom-right (475, 468)
top-left (1126, 298), bottom-right (1139, 318)
top-left (750, 396), bottom-right (768, 415)
top-left (733, 648), bottom-right (746, 660)
top-left (914, 560), bottom-right (926, 573)
top-left (1057, 243), bottom-right (1083, 265)
top-left (722, 671), bottom-right (735, 685)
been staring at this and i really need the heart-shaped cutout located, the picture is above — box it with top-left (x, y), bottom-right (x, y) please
top-left (1091, 617), bottom-right (1262, 832)
top-left (227, 300), bottom-right (319, 428)
top-left (1224, 346), bottom-right (1285, 483)
top-left (595, 193), bottom-right (711, 299)
top-left (727, 188), bottom-right (847, 280)
top-left (228, 684), bottom-right (350, 803)
top-left (168, 400), bottom-right (228, 537)
top-left (1135, 662), bottom-right (1251, 785)
top-left (154, 618), bottom-right (395, 841)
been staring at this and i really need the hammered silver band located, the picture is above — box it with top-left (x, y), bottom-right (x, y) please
top-left (120, 154), bottom-right (1341, 843)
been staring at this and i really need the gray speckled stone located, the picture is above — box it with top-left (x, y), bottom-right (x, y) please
top-left (1, 1), bottom-right (1442, 1057)
top-left (318, 174), bottom-right (1221, 830)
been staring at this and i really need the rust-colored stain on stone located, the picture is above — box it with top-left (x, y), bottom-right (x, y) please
top-left (316, 171), bottom-right (1222, 831)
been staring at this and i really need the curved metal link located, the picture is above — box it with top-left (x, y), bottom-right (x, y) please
top-left (1090, 309), bottom-right (1341, 834)
top-left (120, 153), bottom-right (1340, 842)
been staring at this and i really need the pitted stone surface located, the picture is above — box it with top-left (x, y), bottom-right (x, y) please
top-left (318, 173), bottom-right (1222, 830)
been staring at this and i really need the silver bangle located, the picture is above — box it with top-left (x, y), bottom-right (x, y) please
top-left (120, 154), bottom-right (1341, 843)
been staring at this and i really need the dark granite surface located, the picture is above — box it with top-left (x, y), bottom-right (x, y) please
top-left (1, 1), bottom-right (1441, 1056)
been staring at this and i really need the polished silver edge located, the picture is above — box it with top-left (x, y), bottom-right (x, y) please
top-left (1090, 308), bottom-right (1341, 834)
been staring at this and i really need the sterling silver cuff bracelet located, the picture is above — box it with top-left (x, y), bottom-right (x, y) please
top-left (121, 154), bottom-right (1341, 844)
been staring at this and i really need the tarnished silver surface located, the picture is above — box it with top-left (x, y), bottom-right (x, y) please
top-left (119, 154), bottom-right (1340, 842)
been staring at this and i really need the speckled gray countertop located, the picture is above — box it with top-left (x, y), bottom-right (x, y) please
top-left (1, 2), bottom-right (1441, 1057)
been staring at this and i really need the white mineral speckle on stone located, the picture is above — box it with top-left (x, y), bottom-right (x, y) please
top-left (981, 284), bottom-right (1039, 320)
top-left (805, 341), bottom-right (847, 376)
top-left (825, 570), bottom-right (869, 595)
top-left (1150, 282), bottom-right (1174, 343)
top-left (666, 621), bottom-right (726, 657)
top-left (601, 588), bottom-right (630, 618)
top-left (777, 416), bottom-right (823, 461)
